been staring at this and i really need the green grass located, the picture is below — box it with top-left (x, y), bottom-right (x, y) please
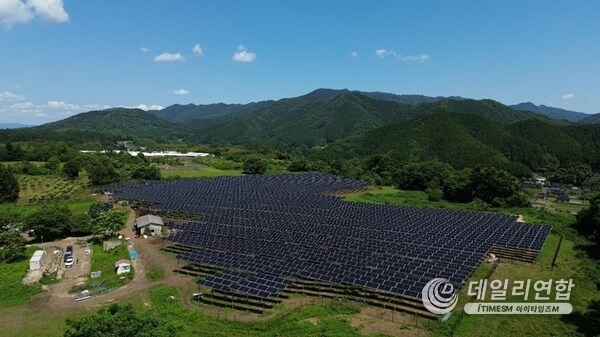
top-left (160, 165), bottom-right (242, 179)
top-left (146, 265), bottom-right (165, 281)
top-left (72, 242), bottom-right (132, 293)
top-left (0, 247), bottom-right (43, 308)
top-left (346, 186), bottom-right (490, 211)
top-left (435, 233), bottom-right (595, 337)
top-left (148, 285), bottom-right (368, 337)
top-left (0, 195), bottom-right (97, 220)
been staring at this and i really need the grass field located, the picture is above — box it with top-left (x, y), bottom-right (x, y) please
top-left (0, 247), bottom-right (43, 308)
top-left (148, 285), bottom-right (370, 337)
top-left (160, 164), bottom-right (242, 179)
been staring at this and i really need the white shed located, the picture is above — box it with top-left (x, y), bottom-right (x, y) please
top-left (115, 259), bottom-right (132, 275)
top-left (29, 250), bottom-right (45, 271)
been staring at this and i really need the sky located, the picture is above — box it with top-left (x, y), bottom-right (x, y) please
top-left (1, 1), bottom-right (599, 125)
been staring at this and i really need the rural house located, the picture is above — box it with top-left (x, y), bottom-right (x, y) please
top-left (133, 214), bottom-right (164, 236)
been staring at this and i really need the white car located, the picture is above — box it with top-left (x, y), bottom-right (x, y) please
top-left (65, 256), bottom-right (74, 268)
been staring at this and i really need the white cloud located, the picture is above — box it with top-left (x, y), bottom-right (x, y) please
top-left (375, 48), bottom-right (430, 62)
top-left (46, 100), bottom-right (80, 110)
top-left (350, 51), bottom-right (358, 58)
top-left (28, 0), bottom-right (68, 23)
top-left (375, 49), bottom-right (389, 58)
top-left (0, 90), bottom-right (25, 101)
top-left (140, 47), bottom-right (149, 53)
top-left (0, 0), bottom-right (68, 29)
top-left (192, 43), bottom-right (203, 56)
top-left (232, 45), bottom-right (256, 63)
top-left (10, 101), bottom-right (35, 109)
top-left (172, 89), bottom-right (189, 95)
top-left (153, 52), bottom-right (185, 63)
top-left (128, 104), bottom-right (165, 111)
top-left (398, 54), bottom-right (430, 62)
top-left (562, 93), bottom-right (575, 100)
top-left (0, 0), bottom-right (32, 28)
top-left (0, 92), bottom-right (113, 123)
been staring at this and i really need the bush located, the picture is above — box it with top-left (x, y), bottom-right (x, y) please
top-left (425, 187), bottom-right (443, 202)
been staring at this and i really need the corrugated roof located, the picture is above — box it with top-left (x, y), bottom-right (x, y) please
top-left (135, 214), bottom-right (163, 227)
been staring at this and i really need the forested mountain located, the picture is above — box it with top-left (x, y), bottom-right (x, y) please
top-left (1, 88), bottom-right (599, 178)
top-left (147, 89), bottom-right (456, 126)
top-left (194, 92), bottom-right (548, 148)
top-left (316, 107), bottom-right (600, 175)
top-left (150, 101), bottom-right (273, 124)
top-left (580, 113), bottom-right (600, 124)
top-left (321, 110), bottom-right (532, 170)
top-left (510, 102), bottom-right (588, 122)
top-left (195, 92), bottom-right (421, 147)
top-left (37, 108), bottom-right (191, 140)
top-left (0, 123), bottom-right (29, 129)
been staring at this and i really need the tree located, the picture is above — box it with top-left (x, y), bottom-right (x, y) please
top-left (43, 156), bottom-right (61, 174)
top-left (25, 204), bottom-right (73, 242)
top-left (469, 166), bottom-right (528, 207)
top-left (64, 303), bottom-right (181, 337)
top-left (442, 168), bottom-right (473, 203)
top-left (242, 157), bottom-right (268, 174)
top-left (0, 228), bottom-right (27, 262)
top-left (288, 158), bottom-right (308, 172)
top-left (364, 154), bottom-right (397, 186)
top-left (0, 164), bottom-right (19, 203)
top-left (87, 157), bottom-right (120, 185)
top-left (88, 201), bottom-right (109, 219)
top-left (62, 159), bottom-right (81, 180)
top-left (94, 209), bottom-right (128, 236)
top-left (573, 194), bottom-right (600, 248)
top-left (131, 164), bottom-right (161, 180)
top-left (69, 213), bottom-right (94, 236)
top-left (394, 161), bottom-right (454, 191)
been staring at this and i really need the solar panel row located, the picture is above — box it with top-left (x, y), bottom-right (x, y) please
top-left (107, 173), bottom-right (551, 300)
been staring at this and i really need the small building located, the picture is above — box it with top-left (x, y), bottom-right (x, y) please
top-left (134, 214), bottom-right (164, 236)
top-left (29, 250), bottom-right (45, 271)
top-left (115, 259), bottom-right (132, 274)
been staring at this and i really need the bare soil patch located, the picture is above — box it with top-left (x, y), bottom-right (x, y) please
top-left (350, 306), bottom-right (432, 337)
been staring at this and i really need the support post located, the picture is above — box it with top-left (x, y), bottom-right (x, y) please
top-left (550, 235), bottom-right (563, 271)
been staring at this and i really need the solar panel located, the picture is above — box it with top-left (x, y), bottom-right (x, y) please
top-left (107, 173), bottom-right (551, 300)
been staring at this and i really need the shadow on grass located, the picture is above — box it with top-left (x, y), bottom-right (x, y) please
top-left (561, 300), bottom-right (600, 337)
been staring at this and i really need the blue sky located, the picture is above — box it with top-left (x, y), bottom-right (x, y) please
top-left (1, 1), bottom-right (599, 124)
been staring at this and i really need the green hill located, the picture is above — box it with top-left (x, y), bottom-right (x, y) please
top-left (37, 108), bottom-right (191, 140)
top-left (327, 109), bottom-right (520, 169)
top-left (195, 91), bottom-right (548, 148)
top-left (580, 113), bottom-right (600, 124)
top-left (196, 92), bottom-right (420, 147)
top-left (511, 102), bottom-right (588, 122)
top-left (150, 101), bottom-right (273, 124)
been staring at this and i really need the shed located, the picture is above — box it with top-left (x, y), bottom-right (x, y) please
top-left (29, 250), bottom-right (45, 271)
top-left (114, 259), bottom-right (132, 274)
top-left (134, 214), bottom-right (164, 236)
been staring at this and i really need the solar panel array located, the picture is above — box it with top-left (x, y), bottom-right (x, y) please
top-left (199, 270), bottom-right (291, 299)
top-left (107, 173), bottom-right (551, 300)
